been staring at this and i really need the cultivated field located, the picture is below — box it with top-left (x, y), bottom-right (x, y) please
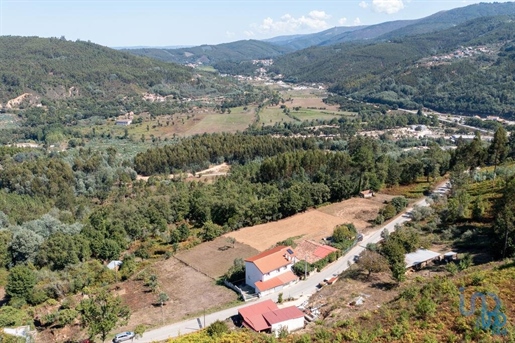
top-left (183, 107), bottom-right (256, 136)
top-left (174, 236), bottom-right (259, 279)
top-left (225, 195), bottom-right (391, 251)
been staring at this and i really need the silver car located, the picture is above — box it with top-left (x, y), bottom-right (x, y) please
top-left (113, 331), bottom-right (135, 343)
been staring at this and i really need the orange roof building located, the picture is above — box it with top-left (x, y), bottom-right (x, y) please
top-left (294, 240), bottom-right (338, 264)
top-left (245, 246), bottom-right (299, 296)
top-left (239, 300), bottom-right (305, 335)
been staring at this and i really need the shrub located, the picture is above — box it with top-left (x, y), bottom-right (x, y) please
top-left (206, 320), bottom-right (229, 337)
top-left (391, 197), bottom-right (408, 212)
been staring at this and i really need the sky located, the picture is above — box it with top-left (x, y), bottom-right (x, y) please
top-left (0, 0), bottom-right (513, 47)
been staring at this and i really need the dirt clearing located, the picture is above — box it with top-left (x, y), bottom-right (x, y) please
top-left (116, 256), bottom-right (239, 333)
top-left (174, 236), bottom-right (259, 279)
top-left (225, 195), bottom-right (393, 251)
top-left (318, 194), bottom-right (395, 235)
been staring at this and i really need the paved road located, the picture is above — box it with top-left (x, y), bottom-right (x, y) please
top-left (135, 181), bottom-right (450, 342)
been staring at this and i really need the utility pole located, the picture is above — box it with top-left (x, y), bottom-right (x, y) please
top-left (304, 254), bottom-right (307, 280)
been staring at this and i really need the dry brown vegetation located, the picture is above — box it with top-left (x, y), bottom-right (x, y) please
top-left (174, 236), bottom-right (259, 279)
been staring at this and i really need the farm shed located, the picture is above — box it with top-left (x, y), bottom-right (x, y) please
top-left (359, 190), bottom-right (374, 198)
top-left (405, 249), bottom-right (441, 270)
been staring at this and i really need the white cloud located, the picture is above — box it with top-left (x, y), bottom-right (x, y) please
top-left (338, 17), bottom-right (348, 25)
top-left (256, 10), bottom-right (331, 34)
top-left (372, 0), bottom-right (404, 14)
top-left (353, 17), bottom-right (362, 25)
top-left (226, 31), bottom-right (235, 38)
top-left (359, 1), bottom-right (369, 9)
top-left (244, 30), bottom-right (255, 37)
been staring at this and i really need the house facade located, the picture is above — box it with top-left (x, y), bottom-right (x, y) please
top-left (245, 246), bottom-right (299, 297)
top-left (264, 307), bottom-right (305, 337)
top-left (238, 299), bottom-right (305, 336)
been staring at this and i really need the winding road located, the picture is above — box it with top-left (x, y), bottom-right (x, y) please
top-left (134, 181), bottom-right (450, 342)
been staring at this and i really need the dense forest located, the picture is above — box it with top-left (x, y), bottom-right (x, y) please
top-left (123, 40), bottom-right (293, 65)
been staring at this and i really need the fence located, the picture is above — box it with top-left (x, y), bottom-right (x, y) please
top-left (223, 279), bottom-right (258, 302)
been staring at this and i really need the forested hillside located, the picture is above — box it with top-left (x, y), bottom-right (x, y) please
top-left (123, 39), bottom-right (293, 65)
top-left (0, 36), bottom-right (241, 130)
top-left (272, 15), bottom-right (515, 118)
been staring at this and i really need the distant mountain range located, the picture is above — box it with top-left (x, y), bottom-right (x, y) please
top-left (122, 2), bottom-right (515, 65)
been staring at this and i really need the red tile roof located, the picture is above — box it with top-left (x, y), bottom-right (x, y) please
top-left (262, 306), bottom-right (305, 325)
top-left (295, 240), bottom-right (338, 264)
top-left (238, 299), bottom-right (278, 332)
top-left (254, 271), bottom-right (298, 292)
top-left (239, 301), bottom-right (305, 332)
top-left (245, 246), bottom-right (296, 274)
top-left (313, 245), bottom-right (338, 259)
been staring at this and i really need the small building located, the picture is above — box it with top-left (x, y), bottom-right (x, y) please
top-left (107, 260), bottom-right (122, 270)
top-left (294, 240), bottom-right (338, 264)
top-left (405, 249), bottom-right (441, 270)
top-left (115, 119), bottom-right (132, 126)
top-left (359, 190), bottom-right (374, 198)
top-left (245, 246), bottom-right (298, 297)
top-left (443, 251), bottom-right (458, 262)
top-left (238, 299), bottom-right (305, 336)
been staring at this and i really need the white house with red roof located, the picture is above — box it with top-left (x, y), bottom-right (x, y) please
top-left (245, 246), bottom-right (299, 297)
top-left (238, 299), bottom-right (305, 336)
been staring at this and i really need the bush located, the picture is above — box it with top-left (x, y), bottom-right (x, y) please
top-left (381, 204), bottom-right (397, 220)
top-left (206, 320), bottom-right (229, 337)
top-left (391, 197), bottom-right (408, 212)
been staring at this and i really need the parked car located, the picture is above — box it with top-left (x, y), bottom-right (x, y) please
top-left (353, 255), bottom-right (360, 262)
top-left (356, 233), bottom-right (363, 242)
top-left (113, 331), bottom-right (135, 343)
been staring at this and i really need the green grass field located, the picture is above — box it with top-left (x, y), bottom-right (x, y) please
top-left (184, 107), bottom-right (256, 135)
top-left (290, 109), bottom-right (341, 122)
top-left (258, 107), bottom-right (297, 126)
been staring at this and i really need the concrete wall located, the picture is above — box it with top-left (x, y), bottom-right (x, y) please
top-left (271, 317), bottom-right (305, 337)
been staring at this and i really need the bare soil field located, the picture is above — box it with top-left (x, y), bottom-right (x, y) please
top-left (116, 256), bottom-right (239, 334)
top-left (225, 194), bottom-right (393, 251)
top-left (174, 236), bottom-right (259, 279)
top-left (287, 96), bottom-right (341, 112)
top-left (136, 163), bottom-right (230, 182)
top-left (317, 194), bottom-right (395, 235)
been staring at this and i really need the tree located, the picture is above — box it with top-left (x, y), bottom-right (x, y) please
top-left (201, 221), bottom-right (224, 241)
top-left (134, 324), bottom-right (146, 340)
top-left (157, 292), bottom-right (169, 325)
top-left (488, 126), bottom-right (508, 174)
top-left (357, 250), bottom-right (390, 279)
top-left (9, 228), bottom-right (44, 263)
top-left (390, 197), bottom-right (408, 213)
top-left (78, 289), bottom-right (130, 343)
top-left (332, 224), bottom-right (354, 243)
top-left (145, 274), bottom-right (158, 293)
top-left (5, 265), bottom-right (36, 302)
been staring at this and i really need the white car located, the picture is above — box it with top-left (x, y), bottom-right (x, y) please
top-left (113, 331), bottom-right (135, 343)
